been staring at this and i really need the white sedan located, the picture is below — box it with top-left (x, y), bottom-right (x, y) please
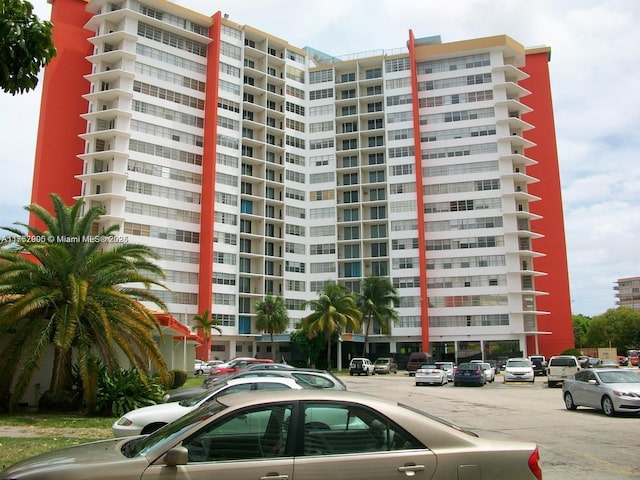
top-left (112, 377), bottom-right (303, 437)
top-left (503, 358), bottom-right (535, 383)
top-left (415, 364), bottom-right (448, 386)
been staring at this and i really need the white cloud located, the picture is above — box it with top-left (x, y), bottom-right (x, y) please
top-left (2, 0), bottom-right (639, 316)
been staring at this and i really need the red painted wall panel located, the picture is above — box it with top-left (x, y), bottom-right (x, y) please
top-left (30, 0), bottom-right (92, 222)
top-left (521, 52), bottom-right (574, 356)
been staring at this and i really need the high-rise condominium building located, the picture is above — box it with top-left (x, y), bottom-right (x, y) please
top-left (614, 277), bottom-right (640, 312)
top-left (31, 0), bottom-right (573, 364)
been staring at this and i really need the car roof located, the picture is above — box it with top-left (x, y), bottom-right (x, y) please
top-left (224, 376), bottom-right (300, 386)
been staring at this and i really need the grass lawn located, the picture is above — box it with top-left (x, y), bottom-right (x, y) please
top-left (0, 378), bottom-right (206, 469)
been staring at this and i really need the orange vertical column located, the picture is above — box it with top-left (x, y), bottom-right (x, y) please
top-left (407, 30), bottom-right (430, 352)
top-left (196, 12), bottom-right (222, 361)
top-left (521, 51), bottom-right (574, 356)
top-left (30, 0), bottom-right (92, 222)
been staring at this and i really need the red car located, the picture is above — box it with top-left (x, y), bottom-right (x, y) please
top-left (208, 357), bottom-right (274, 376)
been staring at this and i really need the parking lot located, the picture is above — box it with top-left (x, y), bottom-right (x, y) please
top-left (342, 371), bottom-right (639, 480)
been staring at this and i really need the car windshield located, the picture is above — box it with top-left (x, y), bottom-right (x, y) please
top-left (123, 400), bottom-right (228, 458)
top-left (507, 360), bottom-right (530, 367)
top-left (597, 371), bottom-right (640, 384)
top-left (375, 359), bottom-right (389, 364)
top-left (179, 381), bottom-right (228, 407)
top-left (420, 364), bottom-right (438, 369)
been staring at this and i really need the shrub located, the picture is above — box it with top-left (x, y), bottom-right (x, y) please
top-left (560, 348), bottom-right (582, 357)
top-left (170, 370), bottom-right (188, 389)
top-left (96, 367), bottom-right (164, 417)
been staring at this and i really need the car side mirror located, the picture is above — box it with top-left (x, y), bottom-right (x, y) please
top-left (587, 379), bottom-right (598, 385)
top-left (162, 446), bottom-right (189, 466)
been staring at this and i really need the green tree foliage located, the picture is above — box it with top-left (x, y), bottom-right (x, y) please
top-left (255, 294), bottom-right (289, 360)
top-left (358, 276), bottom-right (399, 356)
top-left (0, 194), bottom-right (169, 413)
top-left (572, 314), bottom-right (591, 349)
top-left (584, 307), bottom-right (640, 353)
top-left (302, 283), bottom-right (362, 370)
top-left (289, 322), bottom-right (325, 368)
top-left (192, 309), bottom-right (222, 361)
top-left (0, 0), bottom-right (56, 94)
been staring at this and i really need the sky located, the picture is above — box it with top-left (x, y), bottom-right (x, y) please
top-left (1, 0), bottom-right (638, 317)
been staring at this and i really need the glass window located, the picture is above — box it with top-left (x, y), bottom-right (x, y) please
top-left (184, 403), bottom-right (293, 461)
top-left (302, 403), bottom-right (421, 456)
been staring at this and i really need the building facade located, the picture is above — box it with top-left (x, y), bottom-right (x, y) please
top-left (615, 277), bottom-right (640, 312)
top-left (31, 0), bottom-right (573, 364)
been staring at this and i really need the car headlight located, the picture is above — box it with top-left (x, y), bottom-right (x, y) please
top-left (613, 390), bottom-right (640, 398)
top-left (117, 417), bottom-right (133, 426)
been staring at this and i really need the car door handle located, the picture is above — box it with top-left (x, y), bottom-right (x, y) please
top-left (398, 464), bottom-right (426, 476)
top-left (260, 475), bottom-right (289, 480)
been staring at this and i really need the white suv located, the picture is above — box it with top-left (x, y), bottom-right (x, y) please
top-left (546, 355), bottom-right (581, 388)
top-left (349, 357), bottom-right (375, 376)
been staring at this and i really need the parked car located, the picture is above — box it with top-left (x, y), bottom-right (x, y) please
top-left (577, 355), bottom-right (590, 369)
top-left (415, 364), bottom-right (448, 386)
top-left (193, 359), bottom-right (205, 375)
top-left (207, 357), bottom-right (274, 377)
top-left (594, 359), bottom-right (619, 369)
top-left (349, 357), bottom-right (375, 376)
top-left (166, 368), bottom-right (347, 403)
top-left (203, 362), bottom-right (295, 388)
top-left (205, 368), bottom-right (346, 396)
top-left (6, 390), bottom-right (544, 480)
top-left (373, 357), bottom-right (398, 374)
top-left (406, 352), bottom-right (432, 376)
top-left (562, 368), bottom-right (640, 416)
top-left (546, 355), bottom-right (581, 388)
top-left (618, 356), bottom-right (629, 366)
top-left (435, 361), bottom-right (455, 381)
top-left (528, 355), bottom-right (547, 376)
top-left (113, 377), bottom-right (303, 437)
top-left (198, 360), bottom-right (224, 375)
top-left (472, 361), bottom-right (495, 383)
top-left (503, 358), bottom-right (535, 383)
top-left (586, 357), bottom-right (600, 368)
top-left (453, 362), bottom-right (486, 387)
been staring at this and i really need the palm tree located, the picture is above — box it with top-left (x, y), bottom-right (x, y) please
top-left (302, 283), bottom-right (362, 370)
top-left (255, 294), bottom-right (289, 361)
top-left (358, 276), bottom-right (400, 356)
top-left (192, 308), bottom-right (222, 361)
top-left (0, 194), bottom-right (169, 413)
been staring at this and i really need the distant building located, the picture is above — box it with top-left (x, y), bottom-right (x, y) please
top-left (29, 0), bottom-right (574, 364)
top-left (614, 277), bottom-right (640, 312)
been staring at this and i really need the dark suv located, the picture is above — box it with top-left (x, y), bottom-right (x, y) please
top-left (528, 355), bottom-right (547, 376)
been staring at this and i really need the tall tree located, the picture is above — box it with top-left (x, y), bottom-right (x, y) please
top-left (571, 314), bottom-right (591, 350)
top-left (358, 276), bottom-right (400, 356)
top-left (0, 194), bottom-right (169, 413)
top-left (585, 307), bottom-right (640, 353)
top-left (192, 308), bottom-right (222, 361)
top-left (302, 283), bottom-right (362, 370)
top-left (0, 0), bottom-right (56, 94)
top-left (255, 294), bottom-right (289, 361)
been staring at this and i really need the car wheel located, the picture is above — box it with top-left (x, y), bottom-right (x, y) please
top-left (602, 396), bottom-right (616, 416)
top-left (564, 392), bottom-right (577, 410)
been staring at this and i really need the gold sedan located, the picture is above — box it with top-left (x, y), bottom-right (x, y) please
top-left (1, 390), bottom-right (542, 480)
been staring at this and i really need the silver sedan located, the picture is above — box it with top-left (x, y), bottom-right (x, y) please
top-left (1, 390), bottom-right (543, 480)
top-left (562, 368), bottom-right (640, 416)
